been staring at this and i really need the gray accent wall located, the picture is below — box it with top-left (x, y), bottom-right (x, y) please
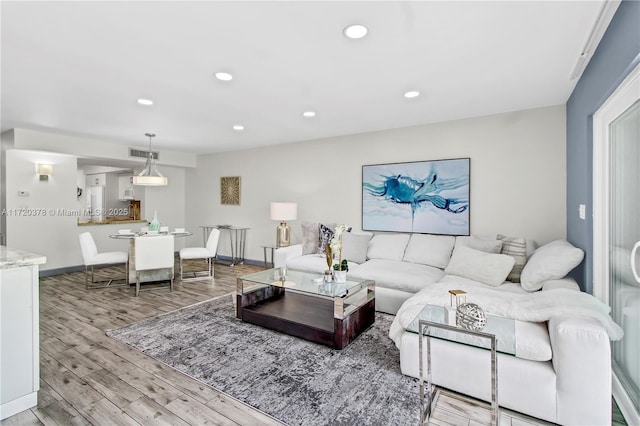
top-left (566, 0), bottom-right (640, 293)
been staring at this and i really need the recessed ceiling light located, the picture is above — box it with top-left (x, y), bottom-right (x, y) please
top-left (215, 72), bottom-right (233, 81)
top-left (343, 24), bottom-right (368, 39)
top-left (137, 98), bottom-right (153, 106)
top-left (303, 111), bottom-right (316, 118)
top-left (233, 125), bottom-right (244, 131)
top-left (404, 91), bottom-right (420, 99)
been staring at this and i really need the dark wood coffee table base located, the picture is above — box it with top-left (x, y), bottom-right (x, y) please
top-left (237, 286), bottom-right (375, 349)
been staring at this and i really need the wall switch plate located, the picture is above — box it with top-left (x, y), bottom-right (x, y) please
top-left (17, 190), bottom-right (29, 197)
top-left (579, 204), bottom-right (586, 220)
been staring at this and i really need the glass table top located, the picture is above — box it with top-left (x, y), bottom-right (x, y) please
top-left (240, 269), bottom-right (371, 299)
top-left (406, 304), bottom-right (516, 355)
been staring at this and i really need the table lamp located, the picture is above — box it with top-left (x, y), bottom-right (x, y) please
top-left (270, 202), bottom-right (297, 248)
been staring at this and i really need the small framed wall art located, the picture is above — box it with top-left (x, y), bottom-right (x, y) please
top-left (362, 158), bottom-right (470, 235)
top-left (220, 176), bottom-right (241, 205)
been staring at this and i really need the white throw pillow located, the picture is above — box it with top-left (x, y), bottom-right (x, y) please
top-left (341, 232), bottom-right (372, 264)
top-left (367, 234), bottom-right (411, 261)
top-left (444, 245), bottom-right (515, 287)
top-left (520, 240), bottom-right (584, 292)
top-left (301, 222), bottom-right (319, 255)
top-left (497, 234), bottom-right (528, 283)
top-left (468, 236), bottom-right (503, 253)
top-left (403, 234), bottom-right (455, 269)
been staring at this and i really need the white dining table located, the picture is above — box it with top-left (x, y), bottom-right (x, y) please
top-left (109, 231), bottom-right (191, 284)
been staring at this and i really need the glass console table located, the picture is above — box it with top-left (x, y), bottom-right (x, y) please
top-left (237, 269), bottom-right (375, 349)
top-left (406, 304), bottom-right (516, 425)
top-left (200, 225), bottom-right (248, 266)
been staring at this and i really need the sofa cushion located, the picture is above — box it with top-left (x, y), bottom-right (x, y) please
top-left (301, 222), bottom-right (320, 255)
top-left (497, 234), bottom-right (528, 283)
top-left (515, 321), bottom-right (552, 361)
top-left (468, 236), bottom-right (503, 253)
top-left (403, 234), bottom-right (455, 269)
top-left (520, 240), bottom-right (584, 292)
top-left (367, 234), bottom-right (410, 261)
top-left (342, 232), bottom-right (372, 264)
top-left (349, 258), bottom-right (445, 293)
top-left (286, 254), bottom-right (359, 275)
top-left (444, 245), bottom-right (515, 287)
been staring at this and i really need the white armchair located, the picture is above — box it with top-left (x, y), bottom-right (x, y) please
top-left (179, 228), bottom-right (220, 282)
top-left (134, 235), bottom-right (174, 296)
top-left (78, 232), bottom-right (128, 290)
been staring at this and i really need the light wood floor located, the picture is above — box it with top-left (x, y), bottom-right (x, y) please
top-left (0, 260), bottom-right (622, 426)
top-left (2, 260), bottom-right (284, 426)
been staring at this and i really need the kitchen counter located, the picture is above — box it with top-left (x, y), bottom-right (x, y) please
top-left (0, 245), bottom-right (45, 419)
top-left (0, 246), bottom-right (47, 269)
top-left (78, 219), bottom-right (147, 226)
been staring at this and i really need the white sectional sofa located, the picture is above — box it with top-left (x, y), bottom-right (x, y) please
top-left (275, 229), bottom-right (623, 425)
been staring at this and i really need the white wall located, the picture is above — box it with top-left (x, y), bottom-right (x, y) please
top-left (5, 150), bottom-right (80, 269)
top-left (5, 150), bottom-right (187, 271)
top-left (0, 131), bottom-right (16, 244)
top-left (186, 105), bottom-right (567, 262)
top-left (12, 128), bottom-right (196, 168)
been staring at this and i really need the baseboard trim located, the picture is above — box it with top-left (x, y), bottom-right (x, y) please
top-left (40, 265), bottom-right (85, 276)
top-left (215, 255), bottom-right (264, 267)
top-left (40, 256), bottom-right (265, 277)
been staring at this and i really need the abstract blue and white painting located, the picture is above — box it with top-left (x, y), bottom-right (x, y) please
top-left (362, 158), bottom-right (470, 235)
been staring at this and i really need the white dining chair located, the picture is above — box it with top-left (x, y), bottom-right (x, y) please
top-left (134, 235), bottom-right (174, 296)
top-left (179, 228), bottom-right (220, 282)
top-left (78, 232), bottom-right (128, 290)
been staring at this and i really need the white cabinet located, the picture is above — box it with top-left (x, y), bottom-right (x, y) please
top-left (0, 248), bottom-right (45, 420)
top-left (118, 174), bottom-right (134, 200)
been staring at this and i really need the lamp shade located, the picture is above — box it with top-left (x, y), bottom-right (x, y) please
top-left (133, 133), bottom-right (168, 186)
top-left (270, 202), bottom-right (297, 221)
top-left (132, 175), bottom-right (168, 186)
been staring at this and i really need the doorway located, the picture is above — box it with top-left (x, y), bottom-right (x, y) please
top-left (593, 62), bottom-right (640, 424)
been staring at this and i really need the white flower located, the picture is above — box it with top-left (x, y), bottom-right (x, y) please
top-left (329, 224), bottom-right (349, 269)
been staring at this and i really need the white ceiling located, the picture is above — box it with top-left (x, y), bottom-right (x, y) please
top-left (1, 1), bottom-right (612, 154)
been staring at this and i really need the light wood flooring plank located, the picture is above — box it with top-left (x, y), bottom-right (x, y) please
top-left (43, 370), bottom-right (104, 409)
top-left (39, 351), bottom-right (69, 379)
top-left (83, 369), bottom-right (145, 409)
top-left (118, 367), bottom-right (183, 406)
top-left (204, 393), bottom-right (285, 426)
top-left (78, 398), bottom-right (139, 426)
top-left (40, 336), bottom-right (71, 356)
top-left (32, 399), bottom-right (91, 426)
top-left (165, 394), bottom-right (240, 426)
top-left (55, 348), bottom-right (104, 378)
top-left (84, 346), bottom-right (137, 376)
top-left (0, 409), bottom-right (42, 426)
top-left (37, 379), bottom-right (64, 410)
top-left (122, 396), bottom-right (190, 426)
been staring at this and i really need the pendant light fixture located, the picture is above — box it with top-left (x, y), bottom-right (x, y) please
top-left (132, 133), bottom-right (168, 186)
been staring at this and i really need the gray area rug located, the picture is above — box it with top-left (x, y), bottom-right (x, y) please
top-left (107, 294), bottom-right (420, 425)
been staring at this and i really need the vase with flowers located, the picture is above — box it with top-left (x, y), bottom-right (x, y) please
top-left (328, 224), bottom-right (349, 283)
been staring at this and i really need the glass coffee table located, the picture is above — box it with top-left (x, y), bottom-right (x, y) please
top-left (237, 269), bottom-right (375, 349)
top-left (406, 304), bottom-right (516, 425)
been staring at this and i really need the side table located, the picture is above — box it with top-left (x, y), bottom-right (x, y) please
top-left (261, 245), bottom-right (277, 268)
top-left (200, 225), bottom-right (249, 266)
top-left (418, 320), bottom-right (498, 425)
